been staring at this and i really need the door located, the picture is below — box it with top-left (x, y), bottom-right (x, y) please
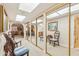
top-left (74, 15), bottom-right (79, 48)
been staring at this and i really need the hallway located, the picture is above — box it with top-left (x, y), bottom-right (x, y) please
top-left (0, 3), bottom-right (79, 56)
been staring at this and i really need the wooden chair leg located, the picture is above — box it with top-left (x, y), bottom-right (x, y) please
top-left (53, 42), bottom-right (55, 47)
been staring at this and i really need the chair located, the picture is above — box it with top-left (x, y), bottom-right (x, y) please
top-left (3, 33), bottom-right (29, 56)
top-left (52, 31), bottom-right (60, 47)
top-left (47, 35), bottom-right (53, 44)
top-left (8, 31), bottom-right (21, 47)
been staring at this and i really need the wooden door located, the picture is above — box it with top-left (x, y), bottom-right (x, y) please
top-left (0, 5), bottom-right (3, 32)
top-left (74, 15), bottom-right (79, 48)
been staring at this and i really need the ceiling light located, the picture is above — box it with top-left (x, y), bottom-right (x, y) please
top-left (19, 3), bottom-right (40, 13)
top-left (47, 13), bottom-right (59, 19)
top-left (16, 15), bottom-right (25, 21)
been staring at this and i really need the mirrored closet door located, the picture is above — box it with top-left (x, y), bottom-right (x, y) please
top-left (46, 3), bottom-right (69, 56)
top-left (31, 20), bottom-right (37, 45)
top-left (37, 16), bottom-right (44, 49)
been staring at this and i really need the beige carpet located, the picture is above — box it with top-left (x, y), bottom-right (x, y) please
top-left (31, 36), bottom-right (36, 45)
top-left (27, 36), bottom-right (68, 56)
top-left (47, 43), bottom-right (69, 56)
top-left (71, 48), bottom-right (79, 56)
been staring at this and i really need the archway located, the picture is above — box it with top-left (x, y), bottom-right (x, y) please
top-left (11, 23), bottom-right (24, 36)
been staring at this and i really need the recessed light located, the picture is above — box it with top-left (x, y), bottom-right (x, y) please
top-left (16, 15), bottom-right (25, 21)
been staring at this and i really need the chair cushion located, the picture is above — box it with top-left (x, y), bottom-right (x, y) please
top-left (14, 46), bottom-right (24, 51)
top-left (14, 47), bottom-right (29, 56)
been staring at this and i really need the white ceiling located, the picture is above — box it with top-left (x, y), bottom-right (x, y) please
top-left (3, 3), bottom-right (19, 21)
top-left (3, 3), bottom-right (55, 22)
top-left (22, 3), bottom-right (55, 22)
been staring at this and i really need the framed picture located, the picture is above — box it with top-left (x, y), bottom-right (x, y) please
top-left (48, 21), bottom-right (58, 31)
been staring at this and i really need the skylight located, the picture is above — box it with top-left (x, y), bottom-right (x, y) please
top-left (57, 4), bottom-right (79, 15)
top-left (47, 4), bottom-right (79, 19)
top-left (71, 4), bottom-right (79, 12)
top-left (47, 13), bottom-right (59, 19)
top-left (16, 15), bottom-right (25, 21)
top-left (57, 8), bottom-right (69, 15)
top-left (19, 3), bottom-right (40, 13)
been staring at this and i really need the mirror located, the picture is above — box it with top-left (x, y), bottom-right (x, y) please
top-left (37, 16), bottom-right (44, 49)
top-left (46, 4), bottom-right (69, 56)
top-left (31, 20), bottom-right (37, 45)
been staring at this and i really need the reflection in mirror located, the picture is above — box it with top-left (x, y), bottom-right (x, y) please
top-left (26, 22), bottom-right (31, 41)
top-left (70, 3), bottom-right (79, 56)
top-left (46, 4), bottom-right (69, 56)
top-left (31, 20), bottom-right (36, 45)
top-left (28, 22), bottom-right (31, 41)
top-left (37, 16), bottom-right (44, 49)
top-left (26, 23), bottom-right (29, 40)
